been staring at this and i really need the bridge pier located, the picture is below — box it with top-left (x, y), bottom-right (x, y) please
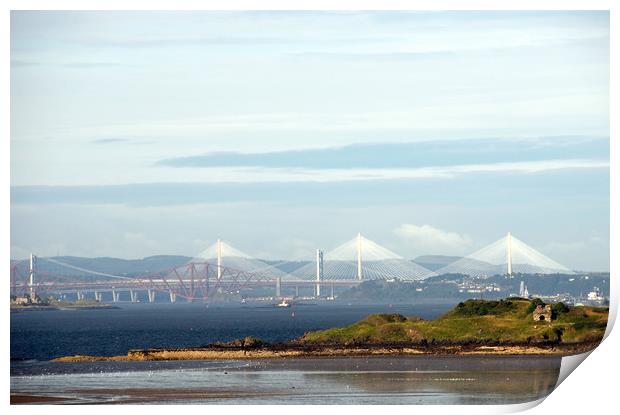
top-left (276, 277), bottom-right (281, 298)
top-left (148, 289), bottom-right (156, 303)
top-left (111, 289), bottom-right (119, 303)
top-left (76, 291), bottom-right (84, 301)
top-left (169, 291), bottom-right (177, 303)
top-left (295, 286), bottom-right (299, 298)
top-left (130, 289), bottom-right (138, 303)
top-left (94, 291), bottom-right (102, 302)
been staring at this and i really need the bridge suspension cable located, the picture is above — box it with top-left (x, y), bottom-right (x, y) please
top-left (291, 233), bottom-right (435, 281)
top-left (192, 240), bottom-right (298, 280)
top-left (435, 232), bottom-right (574, 277)
top-left (39, 257), bottom-right (134, 280)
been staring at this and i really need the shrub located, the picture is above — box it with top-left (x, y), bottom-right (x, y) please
top-left (364, 314), bottom-right (408, 326)
top-left (551, 302), bottom-right (570, 319)
top-left (376, 323), bottom-right (407, 341)
top-left (526, 298), bottom-right (545, 314)
top-left (453, 299), bottom-right (517, 317)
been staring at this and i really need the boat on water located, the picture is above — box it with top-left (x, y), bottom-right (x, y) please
top-left (276, 299), bottom-right (291, 308)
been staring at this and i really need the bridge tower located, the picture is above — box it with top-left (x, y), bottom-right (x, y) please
top-left (216, 239), bottom-right (222, 280)
top-left (357, 233), bottom-right (363, 280)
top-left (276, 276), bottom-right (282, 298)
top-left (316, 249), bottom-right (323, 297)
top-left (507, 232), bottom-right (513, 278)
top-left (28, 254), bottom-right (36, 300)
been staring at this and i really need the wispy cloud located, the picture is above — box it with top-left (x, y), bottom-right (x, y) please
top-left (167, 159), bottom-right (607, 183)
top-left (92, 138), bottom-right (130, 144)
top-left (72, 35), bottom-right (293, 48)
top-left (57, 11), bottom-right (608, 54)
top-left (41, 90), bottom-right (606, 142)
top-left (9, 159), bottom-right (609, 201)
top-left (158, 138), bottom-right (609, 169)
top-left (11, 59), bottom-right (128, 68)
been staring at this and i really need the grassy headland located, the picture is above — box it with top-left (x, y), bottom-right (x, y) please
top-left (298, 298), bottom-right (607, 345)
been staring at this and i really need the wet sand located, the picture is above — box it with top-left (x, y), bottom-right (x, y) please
top-left (11, 395), bottom-right (73, 404)
top-left (12, 389), bottom-right (287, 405)
top-left (12, 355), bottom-right (562, 405)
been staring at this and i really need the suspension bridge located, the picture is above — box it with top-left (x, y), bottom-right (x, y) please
top-left (10, 232), bottom-right (574, 303)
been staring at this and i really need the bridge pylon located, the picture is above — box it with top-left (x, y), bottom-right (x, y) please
top-left (216, 239), bottom-right (222, 280)
top-left (357, 233), bottom-right (363, 280)
top-left (316, 249), bottom-right (323, 297)
top-left (507, 231), bottom-right (513, 277)
top-left (28, 253), bottom-right (36, 300)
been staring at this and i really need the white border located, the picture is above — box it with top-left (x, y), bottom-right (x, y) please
top-left (3, 1), bottom-right (617, 414)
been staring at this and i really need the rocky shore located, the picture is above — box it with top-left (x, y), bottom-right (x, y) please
top-left (52, 339), bottom-right (601, 362)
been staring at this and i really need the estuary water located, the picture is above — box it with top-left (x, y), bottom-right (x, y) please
top-left (10, 302), bottom-right (561, 405)
top-left (11, 302), bottom-right (454, 360)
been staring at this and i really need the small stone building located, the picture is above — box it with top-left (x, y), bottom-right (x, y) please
top-left (533, 305), bottom-right (552, 321)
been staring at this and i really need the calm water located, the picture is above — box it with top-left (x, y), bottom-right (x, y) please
top-left (10, 302), bottom-right (562, 405)
top-left (11, 302), bottom-right (453, 360)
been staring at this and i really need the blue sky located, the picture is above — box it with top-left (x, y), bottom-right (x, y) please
top-left (10, 11), bottom-right (609, 270)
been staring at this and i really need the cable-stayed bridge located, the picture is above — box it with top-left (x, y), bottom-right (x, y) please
top-left (10, 232), bottom-right (573, 302)
top-left (291, 234), bottom-right (435, 282)
top-left (435, 232), bottom-right (574, 277)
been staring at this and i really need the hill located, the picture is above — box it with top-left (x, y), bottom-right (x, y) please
top-left (298, 298), bottom-right (608, 345)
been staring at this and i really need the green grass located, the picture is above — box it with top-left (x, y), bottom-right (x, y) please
top-left (299, 299), bottom-right (608, 345)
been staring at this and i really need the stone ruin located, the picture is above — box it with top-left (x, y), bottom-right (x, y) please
top-left (533, 304), bottom-right (552, 322)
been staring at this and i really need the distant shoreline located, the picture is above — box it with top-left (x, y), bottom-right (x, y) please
top-left (11, 304), bottom-right (120, 312)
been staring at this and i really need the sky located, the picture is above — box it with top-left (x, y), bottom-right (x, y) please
top-left (10, 11), bottom-right (610, 271)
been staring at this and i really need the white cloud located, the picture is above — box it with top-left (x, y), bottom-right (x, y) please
top-left (393, 224), bottom-right (473, 255)
top-left (10, 158), bottom-right (610, 187)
